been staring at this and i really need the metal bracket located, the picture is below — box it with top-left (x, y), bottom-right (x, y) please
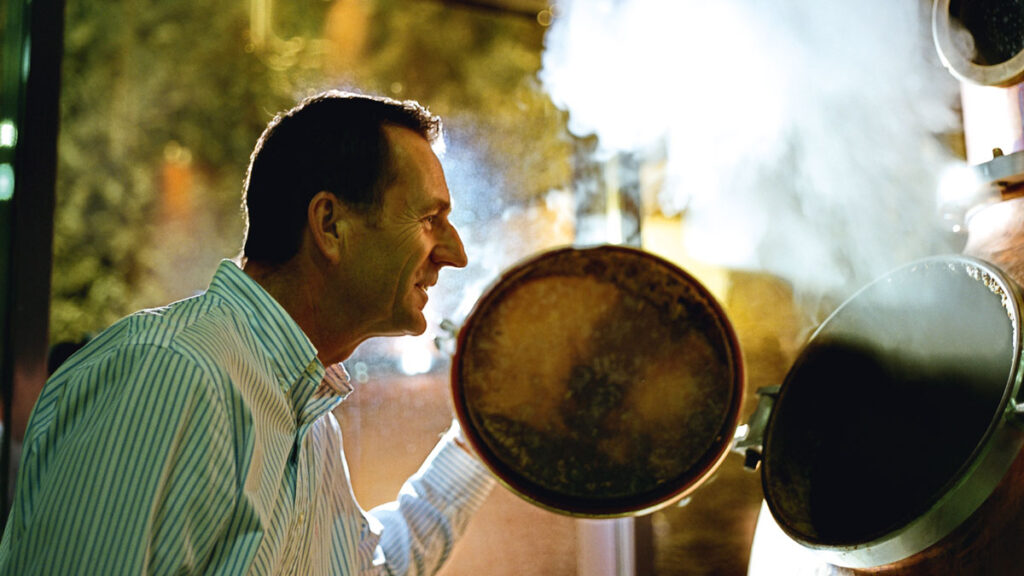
top-left (433, 319), bottom-right (460, 356)
top-left (732, 385), bottom-right (780, 471)
top-left (1009, 399), bottom-right (1024, 428)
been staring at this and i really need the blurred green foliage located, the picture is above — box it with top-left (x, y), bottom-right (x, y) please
top-left (50, 0), bottom-right (571, 345)
top-left (356, 1), bottom-right (572, 204)
top-left (52, 0), bottom-right (291, 343)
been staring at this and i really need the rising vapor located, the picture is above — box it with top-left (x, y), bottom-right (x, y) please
top-left (541, 0), bottom-right (964, 296)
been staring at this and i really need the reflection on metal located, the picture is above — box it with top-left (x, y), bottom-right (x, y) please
top-left (974, 148), bottom-right (1024, 196)
top-left (0, 121), bottom-right (15, 148)
top-left (0, 164), bottom-right (13, 201)
top-left (577, 519), bottom-right (636, 576)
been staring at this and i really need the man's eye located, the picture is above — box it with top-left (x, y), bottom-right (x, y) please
top-left (423, 215), bottom-right (437, 227)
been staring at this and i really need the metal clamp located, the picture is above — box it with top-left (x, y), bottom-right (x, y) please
top-left (1009, 397), bottom-right (1024, 427)
top-left (433, 319), bottom-right (460, 356)
top-left (732, 386), bottom-right (780, 471)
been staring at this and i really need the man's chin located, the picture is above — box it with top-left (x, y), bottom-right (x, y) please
top-left (367, 315), bottom-right (427, 339)
top-left (405, 323), bottom-right (427, 337)
top-left (396, 311), bottom-right (428, 337)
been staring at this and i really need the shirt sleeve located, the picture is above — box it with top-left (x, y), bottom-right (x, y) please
top-left (0, 343), bottom-right (236, 576)
top-left (363, 420), bottom-right (495, 576)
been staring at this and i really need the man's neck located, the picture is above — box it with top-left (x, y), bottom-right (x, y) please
top-left (242, 256), bottom-right (359, 365)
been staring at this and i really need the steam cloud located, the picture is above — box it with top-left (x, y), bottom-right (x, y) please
top-left (541, 0), bottom-right (964, 297)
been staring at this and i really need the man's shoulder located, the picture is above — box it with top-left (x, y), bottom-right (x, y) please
top-left (34, 296), bottom-right (247, 442)
top-left (127, 290), bottom-right (243, 343)
top-left (112, 291), bottom-right (255, 374)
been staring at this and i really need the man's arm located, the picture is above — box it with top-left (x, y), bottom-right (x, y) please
top-left (362, 421), bottom-right (495, 576)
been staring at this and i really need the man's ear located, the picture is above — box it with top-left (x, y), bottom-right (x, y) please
top-left (307, 191), bottom-right (346, 264)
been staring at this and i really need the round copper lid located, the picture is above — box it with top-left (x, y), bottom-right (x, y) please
top-left (761, 255), bottom-right (1024, 567)
top-left (451, 245), bottom-right (745, 517)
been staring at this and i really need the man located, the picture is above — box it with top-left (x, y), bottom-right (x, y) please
top-left (0, 91), bottom-right (495, 575)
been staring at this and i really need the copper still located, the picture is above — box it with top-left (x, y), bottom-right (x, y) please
top-left (747, 1), bottom-right (1024, 574)
top-left (451, 1), bottom-right (1024, 573)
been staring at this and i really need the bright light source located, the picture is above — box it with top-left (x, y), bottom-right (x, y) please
top-left (398, 339), bottom-right (434, 375)
top-left (0, 121), bottom-right (16, 148)
top-left (937, 162), bottom-right (995, 213)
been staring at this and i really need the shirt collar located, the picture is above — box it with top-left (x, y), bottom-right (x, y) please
top-left (205, 260), bottom-right (354, 406)
top-left (320, 362), bottom-right (353, 396)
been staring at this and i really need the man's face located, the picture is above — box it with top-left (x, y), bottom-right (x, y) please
top-left (344, 125), bottom-right (467, 337)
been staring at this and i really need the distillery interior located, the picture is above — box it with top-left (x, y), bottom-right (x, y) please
top-left (4, 0), bottom-right (1024, 574)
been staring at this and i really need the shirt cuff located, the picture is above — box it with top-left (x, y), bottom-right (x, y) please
top-left (418, 420), bottom-right (496, 512)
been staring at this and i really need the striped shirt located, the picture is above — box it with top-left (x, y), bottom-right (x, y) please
top-left (0, 260), bottom-right (495, 575)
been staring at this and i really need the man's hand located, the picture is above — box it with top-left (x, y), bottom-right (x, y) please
top-left (447, 418), bottom-right (474, 456)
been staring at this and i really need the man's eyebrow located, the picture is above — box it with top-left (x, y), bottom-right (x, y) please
top-left (427, 199), bottom-right (451, 213)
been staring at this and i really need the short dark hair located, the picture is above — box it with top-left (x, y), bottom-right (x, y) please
top-left (241, 90), bottom-right (443, 264)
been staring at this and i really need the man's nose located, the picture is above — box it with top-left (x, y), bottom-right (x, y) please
top-left (435, 222), bottom-right (468, 268)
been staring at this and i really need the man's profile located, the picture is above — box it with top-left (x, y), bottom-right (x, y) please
top-left (0, 90), bottom-right (495, 576)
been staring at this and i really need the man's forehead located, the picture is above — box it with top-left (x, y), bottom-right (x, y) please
top-left (382, 126), bottom-right (452, 209)
top-left (391, 187), bottom-right (452, 215)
